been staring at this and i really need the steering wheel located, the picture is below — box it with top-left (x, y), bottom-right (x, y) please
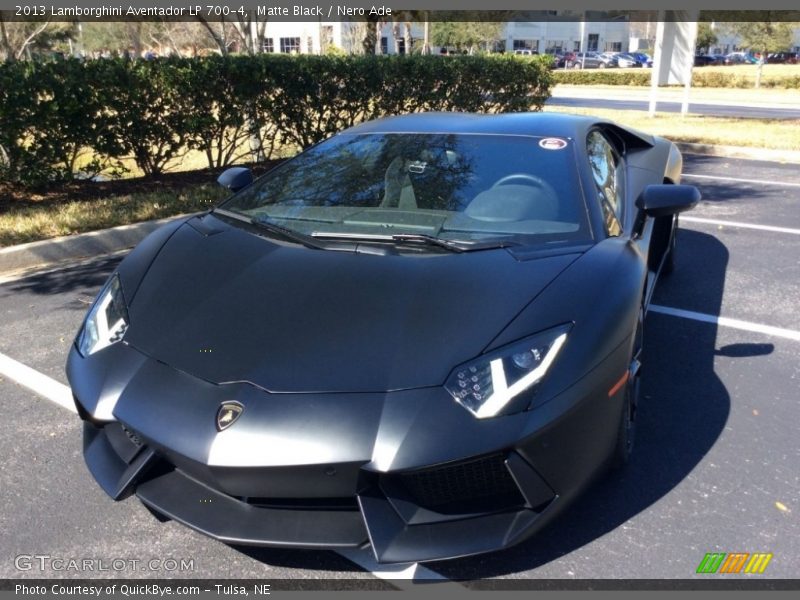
top-left (491, 173), bottom-right (548, 188)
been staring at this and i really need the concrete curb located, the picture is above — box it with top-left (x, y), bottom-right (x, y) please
top-left (675, 142), bottom-right (800, 164)
top-left (0, 214), bottom-right (191, 277)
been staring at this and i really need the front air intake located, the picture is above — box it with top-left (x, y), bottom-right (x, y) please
top-left (397, 453), bottom-right (525, 513)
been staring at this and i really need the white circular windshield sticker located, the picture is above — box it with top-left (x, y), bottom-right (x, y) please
top-left (539, 137), bottom-right (568, 150)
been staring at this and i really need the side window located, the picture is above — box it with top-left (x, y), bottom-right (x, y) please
top-left (586, 130), bottom-right (624, 236)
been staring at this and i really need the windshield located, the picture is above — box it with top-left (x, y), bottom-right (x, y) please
top-left (219, 132), bottom-right (591, 248)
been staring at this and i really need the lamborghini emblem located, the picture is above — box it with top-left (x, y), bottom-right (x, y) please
top-left (216, 401), bottom-right (244, 431)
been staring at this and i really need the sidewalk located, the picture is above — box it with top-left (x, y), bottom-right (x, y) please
top-left (552, 84), bottom-right (800, 110)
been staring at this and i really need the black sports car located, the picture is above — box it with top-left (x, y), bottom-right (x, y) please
top-left (67, 112), bottom-right (699, 563)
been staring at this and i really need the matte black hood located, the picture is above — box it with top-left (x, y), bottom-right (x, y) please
top-left (124, 215), bottom-right (580, 393)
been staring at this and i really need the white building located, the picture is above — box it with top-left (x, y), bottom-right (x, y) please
top-left (259, 18), bottom-right (631, 56)
top-left (504, 20), bottom-right (629, 54)
top-left (258, 21), bottom-right (424, 55)
top-left (260, 18), bottom-right (800, 57)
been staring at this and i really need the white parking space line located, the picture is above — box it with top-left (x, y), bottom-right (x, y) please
top-left (681, 216), bottom-right (800, 236)
top-left (0, 351), bottom-right (76, 413)
top-left (650, 305), bottom-right (800, 342)
top-left (683, 173), bottom-right (800, 188)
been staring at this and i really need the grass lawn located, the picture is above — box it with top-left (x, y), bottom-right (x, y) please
top-left (0, 184), bottom-right (227, 247)
top-left (545, 106), bottom-right (800, 151)
top-left (0, 160), bottom-right (287, 248)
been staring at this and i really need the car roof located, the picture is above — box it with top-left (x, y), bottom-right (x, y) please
top-left (342, 112), bottom-right (655, 148)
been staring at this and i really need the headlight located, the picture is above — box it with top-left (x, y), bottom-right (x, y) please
top-left (77, 274), bottom-right (129, 357)
top-left (445, 324), bottom-right (571, 419)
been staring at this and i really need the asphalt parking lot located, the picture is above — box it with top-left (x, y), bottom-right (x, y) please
top-left (0, 154), bottom-right (798, 583)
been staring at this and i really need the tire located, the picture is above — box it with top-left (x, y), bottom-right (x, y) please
top-left (661, 216), bottom-right (678, 276)
top-left (598, 63), bottom-right (606, 69)
top-left (612, 306), bottom-right (643, 468)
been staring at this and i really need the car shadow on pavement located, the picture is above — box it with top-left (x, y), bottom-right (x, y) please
top-left (689, 179), bottom-right (777, 204)
top-left (3, 255), bottom-right (123, 299)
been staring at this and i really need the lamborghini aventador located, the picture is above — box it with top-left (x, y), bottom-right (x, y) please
top-left (67, 112), bottom-right (699, 563)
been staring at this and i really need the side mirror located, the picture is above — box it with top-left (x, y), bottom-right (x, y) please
top-left (217, 167), bottom-right (253, 192)
top-left (636, 184), bottom-right (701, 217)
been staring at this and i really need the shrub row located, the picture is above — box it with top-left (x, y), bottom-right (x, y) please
top-left (552, 69), bottom-right (800, 89)
top-left (0, 54), bottom-right (553, 187)
top-left (692, 71), bottom-right (800, 89)
top-left (552, 70), bottom-right (651, 86)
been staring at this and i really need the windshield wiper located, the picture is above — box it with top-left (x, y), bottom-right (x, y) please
top-left (311, 231), bottom-right (517, 252)
top-left (393, 233), bottom-right (520, 252)
top-left (311, 231), bottom-right (461, 252)
top-left (389, 233), bottom-right (466, 252)
top-left (214, 208), bottom-right (324, 249)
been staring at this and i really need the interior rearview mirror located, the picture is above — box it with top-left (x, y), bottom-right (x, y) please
top-left (636, 184), bottom-right (701, 217)
top-left (217, 167), bottom-right (253, 192)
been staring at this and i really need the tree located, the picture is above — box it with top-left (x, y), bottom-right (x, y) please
top-left (0, 16), bottom-right (13, 61)
top-left (196, 18), bottom-right (231, 55)
top-left (339, 22), bottom-right (367, 54)
top-left (391, 10), bottom-right (427, 55)
top-left (197, 12), bottom-right (268, 56)
top-left (231, 10), bottom-right (269, 55)
top-left (730, 15), bottom-right (794, 88)
top-left (0, 17), bottom-right (74, 61)
top-left (430, 21), bottom-right (503, 55)
top-left (695, 23), bottom-right (718, 53)
top-left (361, 15), bottom-right (383, 55)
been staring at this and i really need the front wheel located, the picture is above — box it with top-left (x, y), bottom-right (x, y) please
top-left (612, 307), bottom-right (643, 468)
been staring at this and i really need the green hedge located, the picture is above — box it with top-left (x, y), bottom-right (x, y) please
top-left (553, 69), bottom-right (800, 89)
top-left (552, 70), bottom-right (652, 86)
top-left (0, 54), bottom-right (553, 187)
top-left (692, 71), bottom-right (800, 89)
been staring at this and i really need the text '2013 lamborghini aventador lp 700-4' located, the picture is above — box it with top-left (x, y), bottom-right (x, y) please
top-left (68, 112), bottom-right (699, 563)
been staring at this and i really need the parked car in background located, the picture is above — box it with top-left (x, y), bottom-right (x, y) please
top-left (629, 52), bottom-right (653, 67)
top-left (725, 52), bottom-right (758, 65)
top-left (616, 53), bottom-right (645, 68)
top-left (513, 49), bottom-right (537, 56)
top-left (571, 52), bottom-right (605, 69)
top-left (545, 48), bottom-right (576, 68)
top-left (767, 52), bottom-right (798, 64)
top-left (694, 54), bottom-right (724, 67)
top-left (573, 52), bottom-right (619, 68)
top-left (597, 52), bottom-right (620, 68)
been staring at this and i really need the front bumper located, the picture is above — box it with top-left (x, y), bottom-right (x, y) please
top-left (69, 340), bottom-right (627, 563)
